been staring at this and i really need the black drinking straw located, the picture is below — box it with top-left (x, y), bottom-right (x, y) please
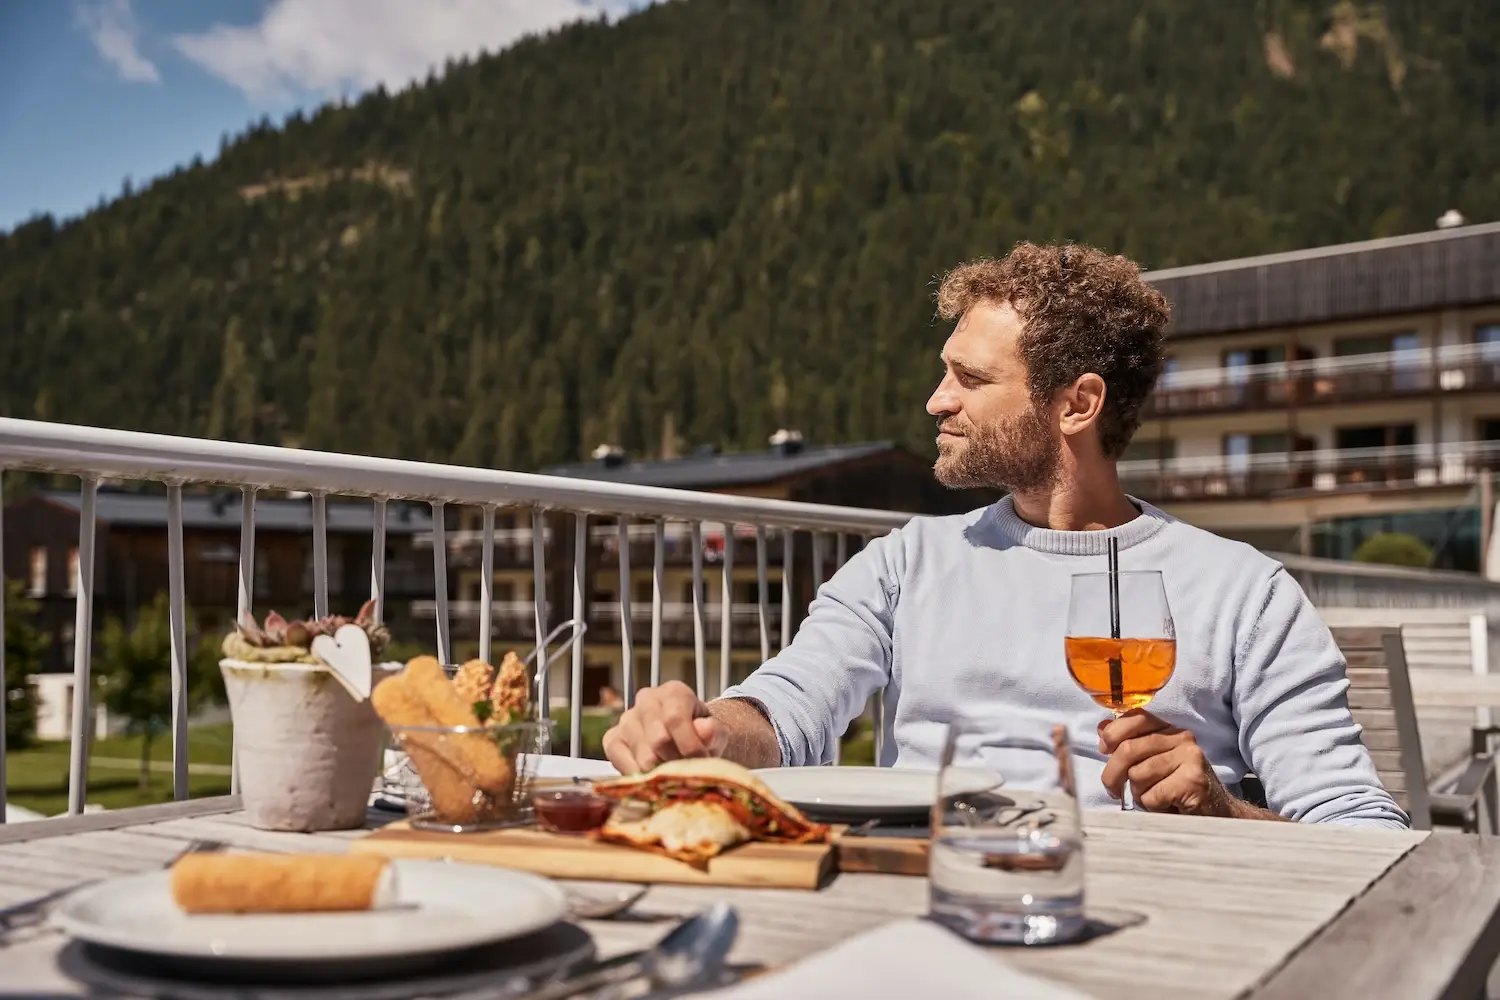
top-left (1107, 536), bottom-right (1124, 708)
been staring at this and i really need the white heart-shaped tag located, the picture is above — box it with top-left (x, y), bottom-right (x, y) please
top-left (310, 624), bottom-right (373, 702)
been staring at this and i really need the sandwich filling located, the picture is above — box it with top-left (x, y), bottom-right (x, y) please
top-left (591, 758), bottom-right (830, 864)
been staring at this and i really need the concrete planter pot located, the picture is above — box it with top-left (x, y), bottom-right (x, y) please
top-left (220, 659), bottom-right (393, 832)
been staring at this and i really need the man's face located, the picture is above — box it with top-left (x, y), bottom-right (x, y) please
top-left (925, 300), bottom-right (1061, 493)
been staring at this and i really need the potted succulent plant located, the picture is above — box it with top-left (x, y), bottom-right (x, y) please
top-left (221, 600), bottom-right (398, 831)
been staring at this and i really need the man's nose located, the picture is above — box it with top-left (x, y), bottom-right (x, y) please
top-left (926, 381), bottom-right (957, 417)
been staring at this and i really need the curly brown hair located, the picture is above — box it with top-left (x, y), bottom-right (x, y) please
top-left (936, 242), bottom-right (1171, 459)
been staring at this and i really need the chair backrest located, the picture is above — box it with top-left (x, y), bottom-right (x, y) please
top-left (1329, 626), bottom-right (1432, 830)
top-left (1320, 606), bottom-right (1491, 738)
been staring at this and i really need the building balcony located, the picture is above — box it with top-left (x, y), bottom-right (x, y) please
top-left (1143, 345), bottom-right (1500, 420)
top-left (1121, 440), bottom-right (1500, 502)
top-left (412, 599), bottom-right (786, 650)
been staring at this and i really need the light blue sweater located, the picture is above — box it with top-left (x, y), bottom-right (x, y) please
top-left (722, 497), bottom-right (1409, 828)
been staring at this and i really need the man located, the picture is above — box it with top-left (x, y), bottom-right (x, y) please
top-left (602, 242), bottom-right (1407, 828)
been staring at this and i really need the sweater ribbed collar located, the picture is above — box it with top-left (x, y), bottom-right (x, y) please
top-left (988, 494), bottom-right (1171, 555)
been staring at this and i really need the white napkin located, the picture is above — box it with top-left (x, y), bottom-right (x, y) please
top-left (708, 919), bottom-right (1097, 999)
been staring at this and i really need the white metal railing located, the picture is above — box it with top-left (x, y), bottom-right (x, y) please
top-left (1158, 342), bottom-right (1500, 390)
top-left (0, 418), bottom-right (905, 820)
top-left (1119, 439), bottom-right (1500, 481)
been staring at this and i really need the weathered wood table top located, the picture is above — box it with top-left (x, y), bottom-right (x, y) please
top-left (2, 797), bottom-right (1498, 1000)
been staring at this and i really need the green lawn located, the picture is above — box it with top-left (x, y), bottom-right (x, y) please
top-left (7, 724), bottom-right (235, 817)
top-left (6, 714), bottom-right (876, 816)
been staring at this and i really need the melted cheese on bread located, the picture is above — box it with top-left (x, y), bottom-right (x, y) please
top-left (601, 801), bottom-right (750, 864)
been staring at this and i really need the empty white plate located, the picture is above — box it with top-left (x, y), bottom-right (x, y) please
top-left (52, 859), bottom-right (566, 962)
top-left (753, 765), bottom-right (1003, 819)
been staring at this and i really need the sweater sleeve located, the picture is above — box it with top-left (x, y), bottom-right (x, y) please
top-left (718, 530), bottom-right (902, 766)
top-left (1234, 568), bottom-right (1410, 829)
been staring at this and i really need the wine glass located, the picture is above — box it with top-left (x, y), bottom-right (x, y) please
top-left (1065, 568), bottom-right (1175, 810)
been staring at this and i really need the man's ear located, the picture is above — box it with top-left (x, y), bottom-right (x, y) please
top-left (1058, 374), bottom-right (1106, 438)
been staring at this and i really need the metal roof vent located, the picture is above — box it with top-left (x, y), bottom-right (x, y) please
top-left (591, 443), bottom-right (627, 468)
top-left (1437, 209), bottom-right (1467, 230)
top-left (769, 429), bottom-right (805, 456)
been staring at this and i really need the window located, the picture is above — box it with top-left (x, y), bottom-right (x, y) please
top-left (1480, 418), bottom-right (1500, 442)
top-left (27, 547), bottom-right (47, 597)
top-left (1224, 433), bottom-right (1290, 471)
top-left (1335, 332), bottom-right (1423, 388)
top-left (1120, 439), bottom-right (1176, 464)
top-left (1157, 356), bottom-right (1181, 387)
top-left (1336, 424), bottom-right (1416, 451)
top-left (65, 547), bottom-right (78, 596)
top-left (255, 547), bottom-right (271, 598)
top-left (1478, 324), bottom-right (1500, 361)
top-left (1223, 346), bottom-right (1285, 383)
top-left (1334, 332), bottom-right (1420, 357)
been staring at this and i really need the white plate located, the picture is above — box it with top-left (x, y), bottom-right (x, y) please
top-left (532, 754), bottom-right (620, 781)
top-left (752, 765), bottom-right (1003, 818)
top-left (52, 859), bottom-right (565, 962)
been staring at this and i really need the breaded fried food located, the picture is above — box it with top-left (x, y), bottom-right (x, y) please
top-left (171, 854), bottom-right (394, 914)
top-left (373, 656), bottom-right (516, 807)
top-left (491, 651), bottom-right (530, 722)
top-left (404, 656), bottom-right (484, 728)
top-left (452, 658), bottom-right (496, 707)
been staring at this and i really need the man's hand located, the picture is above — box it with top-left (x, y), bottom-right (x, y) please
top-left (1097, 710), bottom-right (1283, 820)
top-left (601, 681), bottom-right (728, 774)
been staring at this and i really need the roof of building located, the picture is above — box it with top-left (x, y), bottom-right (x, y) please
top-left (27, 490), bottom-right (432, 533)
top-left (540, 441), bottom-right (904, 488)
top-left (1145, 220), bottom-right (1500, 338)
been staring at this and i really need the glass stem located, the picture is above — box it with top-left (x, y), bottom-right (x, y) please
top-left (1115, 709), bottom-right (1130, 811)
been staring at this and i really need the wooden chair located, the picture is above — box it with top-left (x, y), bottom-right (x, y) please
top-left (1330, 626), bottom-right (1497, 833)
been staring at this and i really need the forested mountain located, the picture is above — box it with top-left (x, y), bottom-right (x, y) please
top-left (2, 0), bottom-right (1498, 470)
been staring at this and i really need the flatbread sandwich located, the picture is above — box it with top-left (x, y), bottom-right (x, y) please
top-left (590, 758), bottom-right (830, 867)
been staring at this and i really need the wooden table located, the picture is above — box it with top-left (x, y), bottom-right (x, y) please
top-left (3, 798), bottom-right (1500, 1000)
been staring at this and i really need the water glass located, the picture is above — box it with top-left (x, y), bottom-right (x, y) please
top-left (929, 718), bottom-right (1086, 945)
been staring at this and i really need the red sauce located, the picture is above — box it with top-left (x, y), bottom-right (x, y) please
top-left (533, 789), bottom-right (613, 833)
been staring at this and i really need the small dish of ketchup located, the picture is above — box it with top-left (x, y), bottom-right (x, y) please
top-left (532, 785), bottom-right (613, 834)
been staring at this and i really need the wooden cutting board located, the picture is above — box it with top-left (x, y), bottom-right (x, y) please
top-left (833, 832), bottom-right (929, 876)
top-left (351, 822), bottom-right (836, 889)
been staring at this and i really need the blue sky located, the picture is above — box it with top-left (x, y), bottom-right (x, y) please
top-left (0, 0), bottom-right (640, 234)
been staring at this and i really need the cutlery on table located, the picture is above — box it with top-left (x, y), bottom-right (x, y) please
top-left (562, 883), bottom-right (650, 920)
top-left (0, 838), bottom-right (224, 942)
top-left (454, 902), bottom-right (739, 1000)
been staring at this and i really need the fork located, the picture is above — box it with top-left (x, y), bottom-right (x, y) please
top-left (0, 837), bottom-right (224, 940)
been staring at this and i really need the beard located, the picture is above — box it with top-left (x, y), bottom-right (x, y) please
top-left (933, 402), bottom-right (1061, 493)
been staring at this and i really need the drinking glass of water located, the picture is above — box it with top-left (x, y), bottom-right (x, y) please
top-left (928, 717), bottom-right (1086, 946)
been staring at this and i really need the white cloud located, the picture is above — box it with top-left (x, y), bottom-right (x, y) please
top-left (172, 0), bottom-right (639, 104)
top-left (76, 0), bottom-right (160, 84)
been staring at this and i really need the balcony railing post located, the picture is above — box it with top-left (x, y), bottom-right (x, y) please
top-left (311, 491), bottom-right (329, 619)
top-left (479, 504), bottom-right (495, 664)
top-left (691, 521), bottom-right (707, 699)
top-left (618, 518), bottom-right (634, 707)
top-left (233, 487), bottom-right (256, 796)
top-left (781, 529), bottom-right (794, 651)
top-left (0, 467), bottom-right (7, 823)
top-left (430, 501), bottom-right (449, 665)
top-left (651, 520), bottom-right (665, 688)
top-left (756, 525), bottom-right (771, 661)
top-left (67, 477), bottom-right (99, 816)
top-left (720, 522), bottom-right (735, 698)
top-left (166, 483), bottom-right (190, 801)
top-left (570, 514), bottom-right (587, 758)
top-left (531, 509), bottom-right (550, 716)
top-left (370, 497), bottom-right (387, 625)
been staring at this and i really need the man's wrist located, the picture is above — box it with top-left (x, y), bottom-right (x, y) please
top-left (708, 697), bottom-right (782, 769)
